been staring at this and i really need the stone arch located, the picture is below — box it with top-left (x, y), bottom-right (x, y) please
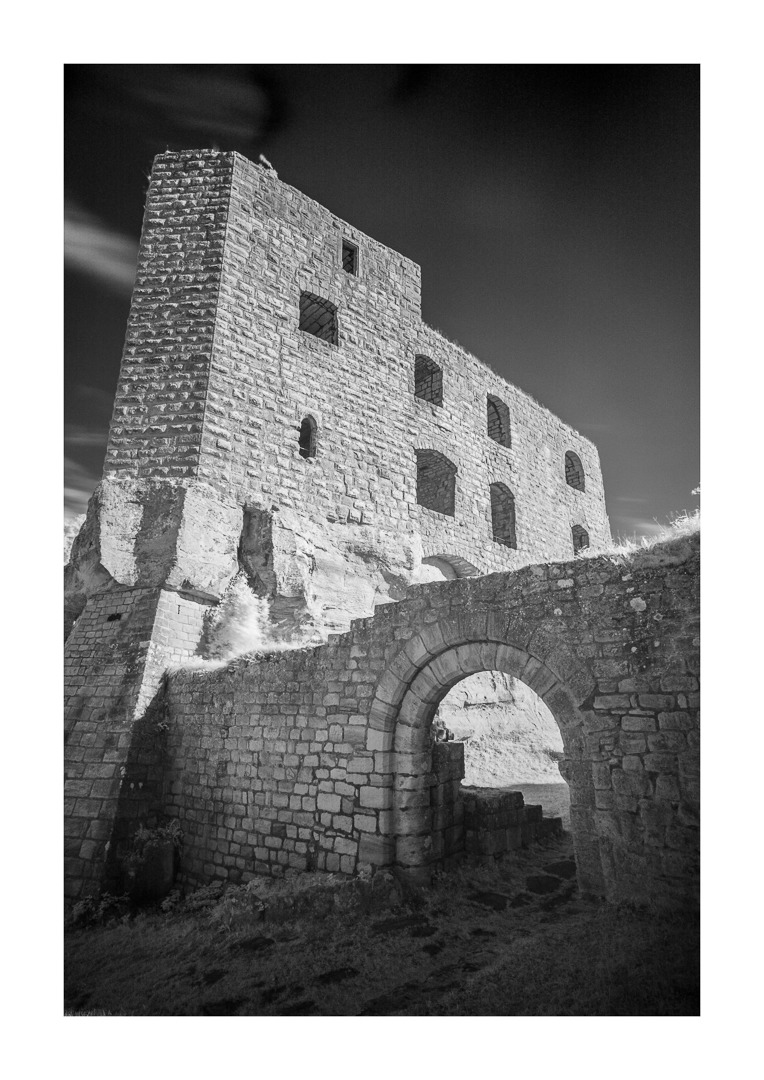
top-left (368, 617), bottom-right (603, 896)
top-left (421, 554), bottom-right (480, 581)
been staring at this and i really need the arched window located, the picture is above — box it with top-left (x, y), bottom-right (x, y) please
top-left (572, 525), bottom-right (589, 553)
top-left (490, 483), bottom-right (517, 548)
top-left (416, 449), bottom-right (456, 516)
top-left (565, 450), bottom-right (585, 491)
top-left (298, 415), bottom-right (317, 459)
top-left (414, 355), bottom-right (443, 406)
top-left (299, 292), bottom-right (338, 344)
top-left (487, 395), bottom-right (511, 447)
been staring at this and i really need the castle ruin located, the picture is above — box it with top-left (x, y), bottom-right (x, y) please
top-left (64, 151), bottom-right (699, 909)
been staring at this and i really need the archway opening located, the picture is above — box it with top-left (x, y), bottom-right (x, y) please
top-left (378, 635), bottom-right (602, 894)
top-left (433, 670), bottom-right (570, 831)
top-left (415, 554), bottom-right (481, 584)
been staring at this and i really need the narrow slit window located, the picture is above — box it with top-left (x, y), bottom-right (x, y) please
top-left (414, 355), bottom-right (443, 406)
top-left (572, 525), bottom-right (590, 553)
top-left (487, 395), bottom-right (511, 447)
top-left (565, 450), bottom-right (585, 491)
top-left (299, 292), bottom-right (338, 344)
top-left (342, 240), bottom-right (358, 275)
top-left (490, 483), bottom-right (517, 548)
top-left (299, 415), bottom-right (317, 459)
top-left (416, 449), bottom-right (456, 516)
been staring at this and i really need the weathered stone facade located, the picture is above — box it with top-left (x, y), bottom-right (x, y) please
top-left (66, 148), bottom-right (611, 646)
top-left (65, 150), bottom-right (698, 910)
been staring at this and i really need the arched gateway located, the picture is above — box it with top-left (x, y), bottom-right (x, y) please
top-left (368, 616), bottom-right (604, 897)
top-left (66, 533), bottom-right (699, 912)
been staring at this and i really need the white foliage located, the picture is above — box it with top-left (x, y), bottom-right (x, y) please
top-left (203, 572), bottom-right (275, 660)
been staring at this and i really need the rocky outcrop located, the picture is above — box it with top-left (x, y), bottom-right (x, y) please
top-left (64, 515), bottom-right (86, 565)
top-left (434, 671), bottom-right (564, 785)
top-left (64, 476), bottom-right (424, 650)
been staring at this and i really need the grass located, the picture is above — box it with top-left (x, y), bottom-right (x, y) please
top-left (585, 507), bottom-right (700, 561)
top-left (64, 834), bottom-right (698, 1016)
top-left (405, 904), bottom-right (698, 1016)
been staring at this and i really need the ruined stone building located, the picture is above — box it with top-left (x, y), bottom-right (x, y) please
top-left (64, 151), bottom-right (699, 910)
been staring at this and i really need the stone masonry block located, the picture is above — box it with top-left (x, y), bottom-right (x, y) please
top-left (359, 786), bottom-right (393, 810)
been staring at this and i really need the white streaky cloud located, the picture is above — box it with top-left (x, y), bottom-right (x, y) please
top-left (65, 201), bottom-right (139, 294)
top-left (73, 384), bottom-right (115, 413)
top-left (131, 69), bottom-right (269, 143)
top-left (64, 456), bottom-right (100, 518)
top-left (65, 423), bottom-right (109, 448)
top-left (613, 515), bottom-right (666, 540)
top-left (64, 485), bottom-right (95, 518)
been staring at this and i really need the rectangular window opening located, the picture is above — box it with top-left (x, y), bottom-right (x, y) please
top-left (299, 291), bottom-right (338, 345)
top-left (342, 240), bottom-right (358, 276)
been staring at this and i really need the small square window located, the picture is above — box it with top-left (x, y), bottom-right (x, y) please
top-left (342, 240), bottom-right (358, 276)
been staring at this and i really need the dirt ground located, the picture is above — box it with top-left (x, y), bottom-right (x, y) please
top-left (64, 832), bottom-right (699, 1017)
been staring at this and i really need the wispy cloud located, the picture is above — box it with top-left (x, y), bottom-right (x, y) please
top-left (72, 384), bottom-right (115, 413)
top-left (128, 67), bottom-right (270, 144)
top-left (612, 514), bottom-right (666, 540)
top-left (65, 423), bottom-right (108, 448)
top-left (65, 201), bottom-right (139, 294)
top-left (64, 456), bottom-right (99, 519)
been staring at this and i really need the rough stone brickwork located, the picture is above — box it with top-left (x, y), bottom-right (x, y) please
top-left (430, 741), bottom-right (465, 863)
top-left (64, 151), bottom-right (695, 912)
top-left (64, 586), bottom-right (213, 898)
top-left (198, 146), bottom-right (609, 563)
top-left (104, 154), bottom-right (233, 478)
top-left (462, 789), bottom-right (562, 859)
top-left (67, 148), bottom-right (611, 649)
top-left (94, 532), bottom-right (699, 910)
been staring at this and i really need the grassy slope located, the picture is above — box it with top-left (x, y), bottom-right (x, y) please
top-left (65, 835), bottom-right (698, 1017)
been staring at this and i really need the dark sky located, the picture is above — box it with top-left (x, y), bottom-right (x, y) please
top-left (64, 64), bottom-right (699, 538)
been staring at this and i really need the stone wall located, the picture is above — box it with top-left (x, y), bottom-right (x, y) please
top-left (64, 585), bottom-right (214, 899)
top-left (462, 789), bottom-right (562, 859)
top-left (103, 153), bottom-right (233, 478)
top-left (92, 531), bottom-right (701, 911)
top-left (194, 148), bottom-right (610, 568)
top-left (430, 742), bottom-right (465, 865)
